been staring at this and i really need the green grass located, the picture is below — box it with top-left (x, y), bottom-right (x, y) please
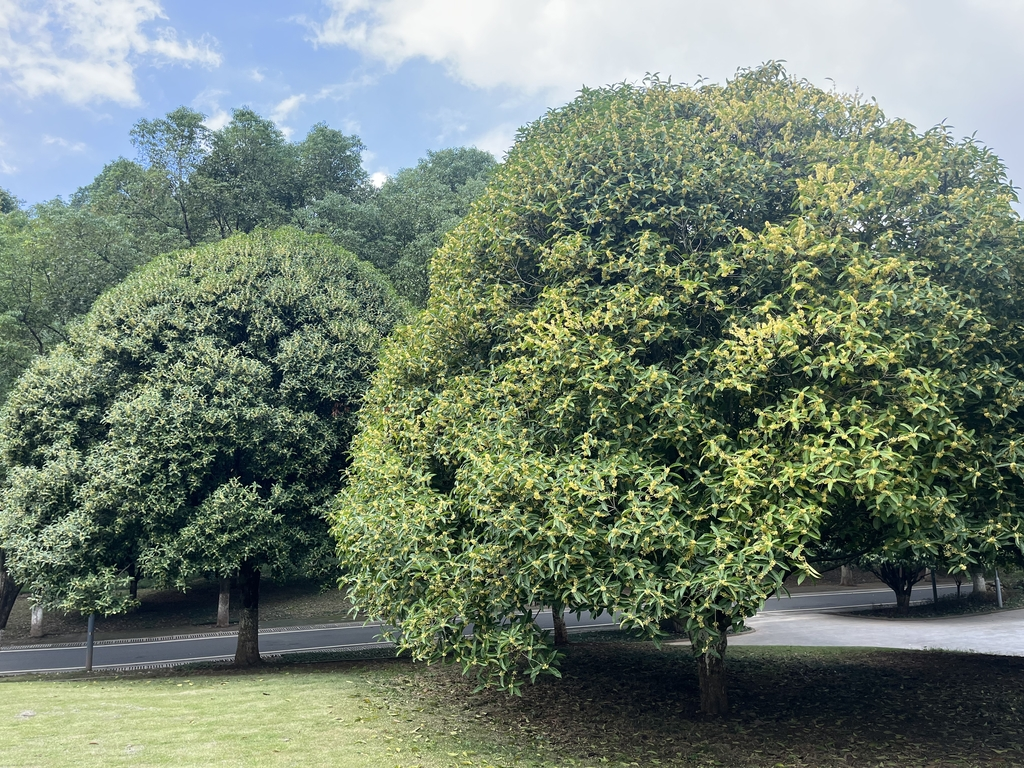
top-left (4, 642), bottom-right (1024, 767)
top-left (0, 662), bottom-right (463, 768)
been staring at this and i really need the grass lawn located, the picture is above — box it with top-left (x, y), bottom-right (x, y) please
top-left (0, 661), bottom-right (458, 768)
top-left (3, 641), bottom-right (1024, 767)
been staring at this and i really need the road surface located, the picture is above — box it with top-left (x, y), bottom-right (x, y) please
top-left (0, 610), bottom-right (618, 676)
top-left (0, 581), bottom-right (985, 675)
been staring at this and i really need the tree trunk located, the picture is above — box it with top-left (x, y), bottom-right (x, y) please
top-left (695, 614), bottom-right (730, 716)
top-left (839, 565), bottom-right (856, 586)
top-left (551, 606), bottom-right (568, 646)
top-left (128, 563), bottom-right (139, 600)
top-left (234, 562), bottom-right (261, 667)
top-left (869, 562), bottom-right (925, 617)
top-left (30, 604), bottom-right (44, 638)
top-left (0, 550), bottom-right (23, 646)
top-left (217, 577), bottom-right (231, 628)
top-left (895, 588), bottom-right (912, 617)
top-left (971, 567), bottom-right (988, 598)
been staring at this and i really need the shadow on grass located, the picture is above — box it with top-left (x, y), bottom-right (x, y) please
top-left (5, 640), bottom-right (1019, 766)
top-left (404, 641), bottom-right (1024, 767)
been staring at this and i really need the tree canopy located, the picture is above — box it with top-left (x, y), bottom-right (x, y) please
top-left (0, 199), bottom-right (161, 401)
top-left (83, 107), bottom-right (369, 249)
top-left (298, 147), bottom-right (496, 306)
top-left (332, 65), bottom-right (1024, 712)
top-left (0, 228), bottom-right (406, 663)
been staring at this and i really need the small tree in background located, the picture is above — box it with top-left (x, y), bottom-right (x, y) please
top-left (333, 65), bottom-right (1024, 714)
top-left (860, 555), bottom-right (927, 616)
top-left (0, 228), bottom-right (405, 665)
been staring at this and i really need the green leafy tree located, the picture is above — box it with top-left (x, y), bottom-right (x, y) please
top-left (0, 196), bottom-right (164, 638)
top-left (82, 158), bottom-right (192, 253)
top-left (297, 123), bottom-right (368, 205)
top-left (0, 188), bottom-right (19, 215)
top-left (0, 228), bottom-right (406, 665)
top-left (0, 200), bottom-right (154, 400)
top-left (85, 109), bottom-right (368, 248)
top-left (298, 147), bottom-right (495, 306)
top-left (332, 66), bottom-right (1024, 714)
top-left (199, 108), bottom-right (299, 236)
top-left (129, 106), bottom-right (213, 246)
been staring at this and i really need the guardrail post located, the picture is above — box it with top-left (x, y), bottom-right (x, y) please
top-left (85, 613), bottom-right (96, 672)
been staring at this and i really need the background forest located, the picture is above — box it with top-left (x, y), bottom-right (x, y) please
top-left (0, 106), bottom-right (496, 401)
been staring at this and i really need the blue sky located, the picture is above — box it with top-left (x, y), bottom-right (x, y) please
top-left (2, 1), bottom-right (1024, 206)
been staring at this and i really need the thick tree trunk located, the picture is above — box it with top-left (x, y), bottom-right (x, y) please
top-left (839, 565), bottom-right (856, 587)
top-left (695, 614), bottom-right (730, 716)
top-left (894, 588), bottom-right (912, 617)
top-left (30, 604), bottom-right (44, 638)
top-left (971, 567), bottom-right (988, 599)
top-left (234, 562), bottom-right (261, 667)
top-left (0, 550), bottom-right (23, 647)
top-left (217, 577), bottom-right (231, 628)
top-left (551, 606), bottom-right (569, 646)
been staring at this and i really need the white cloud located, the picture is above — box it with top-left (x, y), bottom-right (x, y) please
top-left (192, 88), bottom-right (231, 130)
top-left (204, 110), bottom-right (231, 131)
top-left (312, 0), bottom-right (1024, 136)
top-left (271, 94), bottom-right (308, 138)
top-left (429, 107), bottom-right (467, 143)
top-left (313, 73), bottom-right (379, 101)
top-left (369, 170), bottom-right (387, 188)
top-left (250, 68), bottom-right (265, 82)
top-left (0, 0), bottom-right (221, 107)
top-left (271, 93), bottom-right (307, 124)
top-left (42, 135), bottom-right (87, 151)
top-left (0, 138), bottom-right (15, 174)
top-left (471, 122), bottom-right (515, 161)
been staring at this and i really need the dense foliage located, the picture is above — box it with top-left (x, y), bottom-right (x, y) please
top-left (332, 65), bottom-right (1024, 707)
top-left (298, 147), bottom-right (496, 305)
top-left (0, 199), bottom-right (162, 401)
top-left (0, 229), bottom-right (405, 660)
top-left (0, 104), bottom-right (490, 406)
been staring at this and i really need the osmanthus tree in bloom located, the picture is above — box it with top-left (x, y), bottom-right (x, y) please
top-left (332, 65), bottom-right (1024, 714)
top-left (0, 228), bottom-right (405, 665)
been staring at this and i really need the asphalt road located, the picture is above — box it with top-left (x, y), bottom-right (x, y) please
top-left (762, 582), bottom-right (969, 613)
top-left (0, 610), bottom-right (619, 676)
top-left (0, 581), bottom-right (976, 675)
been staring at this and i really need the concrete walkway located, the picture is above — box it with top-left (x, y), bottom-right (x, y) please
top-left (735, 606), bottom-right (1024, 656)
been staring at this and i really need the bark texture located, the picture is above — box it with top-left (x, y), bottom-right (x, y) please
top-left (551, 606), bottom-right (569, 646)
top-left (839, 565), bottom-right (856, 587)
top-left (30, 604), bottom-right (44, 638)
top-left (895, 590), bottom-right (912, 616)
top-left (218, 577), bottom-right (232, 628)
top-left (695, 613), bottom-right (731, 715)
top-left (0, 550), bottom-right (22, 640)
top-left (972, 567), bottom-right (988, 598)
top-left (234, 562), bottom-right (261, 667)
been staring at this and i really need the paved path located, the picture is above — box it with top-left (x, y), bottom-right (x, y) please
top-left (736, 607), bottom-right (1024, 656)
